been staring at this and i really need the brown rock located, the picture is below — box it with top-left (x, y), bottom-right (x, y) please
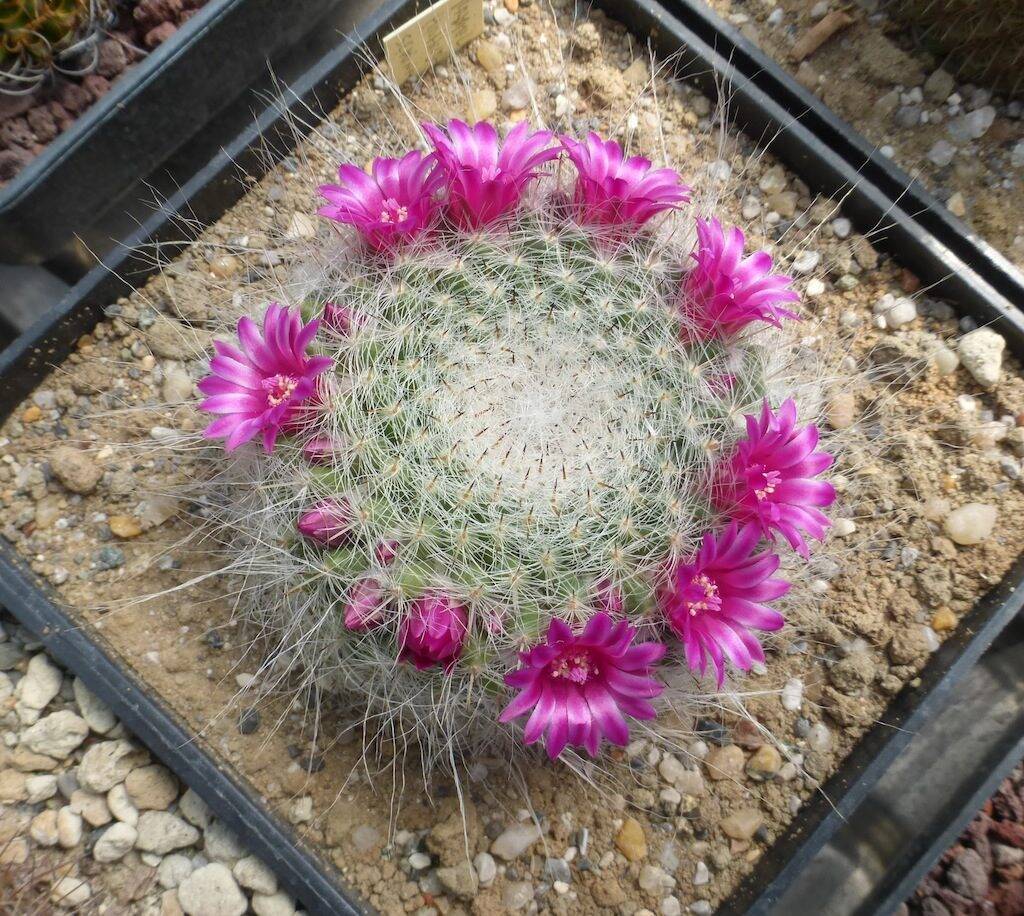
top-left (424, 795), bottom-right (482, 866)
top-left (745, 745), bottom-right (782, 781)
top-left (931, 608), bottom-right (957, 632)
top-left (109, 516), bottom-right (143, 539)
top-left (705, 744), bottom-right (745, 781)
top-left (591, 875), bottom-right (627, 906)
top-left (721, 807), bottom-right (764, 840)
top-left (50, 446), bottom-right (103, 495)
top-left (614, 817), bottom-right (647, 861)
top-left (888, 626), bottom-right (930, 666)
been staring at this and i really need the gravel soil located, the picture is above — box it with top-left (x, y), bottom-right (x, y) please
top-left (703, 0), bottom-right (1024, 269)
top-left (906, 763), bottom-right (1024, 915)
top-left (0, 0), bottom-right (210, 184)
top-left (1, 2), bottom-right (1023, 914)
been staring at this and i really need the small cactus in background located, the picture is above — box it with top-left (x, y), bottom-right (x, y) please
top-left (197, 120), bottom-right (835, 765)
top-left (885, 0), bottom-right (1024, 98)
top-left (0, 0), bottom-right (109, 93)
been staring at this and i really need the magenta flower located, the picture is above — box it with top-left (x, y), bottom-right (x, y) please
top-left (660, 523), bottom-right (788, 687)
top-left (198, 304), bottom-right (333, 452)
top-left (715, 399), bottom-right (836, 558)
top-left (593, 578), bottom-right (624, 616)
top-left (422, 120), bottom-right (558, 229)
top-left (499, 613), bottom-right (665, 760)
top-left (560, 132), bottom-right (690, 228)
top-left (680, 218), bottom-right (799, 339)
top-left (318, 150), bottom-right (444, 251)
top-left (398, 594), bottom-right (468, 671)
top-left (297, 498), bottom-right (353, 548)
top-left (344, 578), bottom-right (387, 632)
top-left (321, 302), bottom-right (365, 336)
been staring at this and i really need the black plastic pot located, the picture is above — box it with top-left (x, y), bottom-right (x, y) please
top-left (0, 0), bottom-right (1022, 914)
top-left (0, 0), bottom-right (382, 280)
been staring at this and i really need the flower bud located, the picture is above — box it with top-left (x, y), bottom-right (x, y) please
top-left (297, 498), bottom-right (353, 548)
top-left (302, 435), bottom-right (347, 465)
top-left (398, 593), bottom-right (468, 671)
top-left (344, 578), bottom-right (386, 631)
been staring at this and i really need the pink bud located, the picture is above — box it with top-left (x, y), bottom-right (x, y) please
top-left (595, 578), bottom-right (624, 615)
top-left (302, 435), bottom-right (346, 465)
top-left (374, 539), bottom-right (400, 566)
top-left (398, 593), bottom-right (468, 671)
top-left (322, 302), bottom-right (364, 336)
top-left (344, 578), bottom-right (386, 631)
top-left (297, 498), bottom-right (353, 548)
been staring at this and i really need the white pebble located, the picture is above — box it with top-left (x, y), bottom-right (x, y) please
top-left (781, 678), bottom-right (803, 711)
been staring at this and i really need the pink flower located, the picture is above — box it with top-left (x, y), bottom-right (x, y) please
top-left (322, 302), bottom-right (365, 336)
top-left (398, 594), bottom-right (468, 671)
top-left (198, 304), bottom-right (333, 452)
top-left (297, 498), bottom-right (353, 548)
top-left (660, 523), bottom-right (788, 687)
top-left (499, 613), bottom-right (665, 759)
top-left (344, 578), bottom-right (387, 631)
top-left (423, 120), bottom-right (558, 229)
top-left (374, 539), bottom-right (400, 566)
top-left (302, 435), bottom-right (346, 465)
top-left (680, 218), bottom-right (799, 339)
top-left (714, 399), bottom-right (836, 558)
top-left (560, 132), bottom-right (690, 228)
top-left (318, 150), bottom-right (444, 251)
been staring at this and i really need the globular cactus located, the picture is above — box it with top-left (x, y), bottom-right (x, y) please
top-left (885, 0), bottom-right (1024, 98)
top-left (0, 0), bottom-right (107, 91)
top-left (196, 120), bottom-right (835, 766)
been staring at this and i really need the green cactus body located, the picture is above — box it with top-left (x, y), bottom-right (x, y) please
top-left (0, 0), bottom-right (105, 81)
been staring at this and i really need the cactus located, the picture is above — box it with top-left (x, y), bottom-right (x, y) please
top-left (0, 0), bottom-right (108, 92)
top-left (886, 0), bottom-right (1024, 97)
top-left (195, 121), bottom-right (835, 766)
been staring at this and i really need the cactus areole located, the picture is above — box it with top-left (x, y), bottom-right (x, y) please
top-left (198, 121), bottom-right (835, 761)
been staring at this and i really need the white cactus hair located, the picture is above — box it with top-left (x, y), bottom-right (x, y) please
top-left (131, 11), bottom-right (864, 783)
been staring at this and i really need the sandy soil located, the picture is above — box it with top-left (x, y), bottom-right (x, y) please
top-left (1, 2), bottom-right (1023, 914)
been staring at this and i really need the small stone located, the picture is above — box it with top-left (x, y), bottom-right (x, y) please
top-left (125, 764), bottom-right (178, 810)
top-left (931, 608), bottom-right (957, 632)
top-left (832, 518), bottom-right (857, 537)
top-left (78, 739), bottom-right (147, 793)
top-left (615, 817), bottom-right (647, 861)
top-left (544, 857), bottom-right (571, 884)
top-left (475, 40), bottom-right (503, 78)
top-left (501, 79), bottom-right (532, 112)
top-left (179, 788), bottom-right (210, 828)
top-left (158, 854), bottom-right (194, 889)
top-left (721, 808), bottom-right (764, 840)
top-left (807, 722), bottom-right (832, 752)
top-left (50, 446), bottom-right (103, 494)
top-left (503, 881), bottom-right (535, 910)
top-left (873, 293), bottom-right (917, 328)
top-left (204, 818), bottom-right (246, 863)
top-left (234, 856), bottom-right (278, 895)
top-left (30, 809), bottom-right (59, 846)
top-left (781, 678), bottom-right (803, 711)
top-left (437, 861), bottom-right (479, 900)
top-left (491, 822), bottom-right (542, 860)
top-left (71, 788), bottom-right (111, 826)
top-left (51, 876), bottom-right (92, 908)
top-left (288, 795), bottom-right (313, 824)
top-left (693, 861), bottom-right (710, 886)
top-left (252, 892), bottom-right (296, 916)
top-left (831, 217), bottom-right (852, 238)
top-left (927, 140), bottom-right (956, 167)
top-left (639, 864), bottom-right (674, 893)
top-left (73, 678), bottom-right (117, 734)
top-left (94, 822), bottom-right (138, 862)
top-left (958, 328), bottom-right (1005, 387)
top-left (57, 806), bottom-right (83, 847)
top-left (947, 848), bottom-right (988, 901)
top-left (474, 851), bottom-right (497, 887)
top-left (469, 88), bottom-right (497, 121)
top-left (947, 192), bottom-right (966, 217)
top-left (746, 745), bottom-right (782, 780)
top-left (705, 744), bottom-right (745, 781)
top-left (933, 347), bottom-right (959, 376)
top-left (163, 367), bottom-right (194, 403)
top-left (923, 68), bottom-right (955, 103)
top-left (285, 213), bottom-right (316, 240)
top-left (16, 653), bottom-right (62, 715)
top-left (209, 255), bottom-right (241, 279)
top-left (25, 773), bottom-right (57, 803)
top-left (791, 251), bottom-right (820, 274)
top-left (21, 710), bottom-right (89, 758)
top-left (408, 852), bottom-right (431, 870)
top-left (108, 783), bottom-right (139, 825)
top-left (136, 811), bottom-right (201, 854)
top-left (177, 863), bottom-right (247, 916)
top-left (109, 515), bottom-right (144, 538)
top-left (944, 503), bottom-right (997, 546)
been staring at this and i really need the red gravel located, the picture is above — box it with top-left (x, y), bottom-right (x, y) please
top-left (908, 764), bottom-right (1024, 915)
top-left (0, 0), bottom-right (210, 184)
